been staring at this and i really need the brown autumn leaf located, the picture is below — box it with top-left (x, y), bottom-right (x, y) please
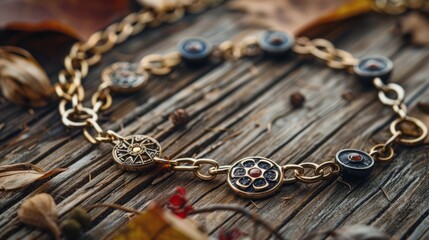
top-left (227, 0), bottom-right (373, 36)
top-left (396, 12), bottom-right (429, 46)
top-left (0, 163), bottom-right (67, 190)
top-left (0, 0), bottom-right (130, 40)
top-left (0, 46), bottom-right (54, 107)
top-left (18, 193), bottom-right (60, 240)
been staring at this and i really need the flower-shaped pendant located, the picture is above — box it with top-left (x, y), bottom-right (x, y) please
top-left (227, 157), bottom-right (284, 199)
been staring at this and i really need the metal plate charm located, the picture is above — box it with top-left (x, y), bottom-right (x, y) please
top-left (227, 156), bottom-right (284, 199)
top-left (335, 149), bottom-right (374, 178)
top-left (112, 135), bottom-right (161, 171)
top-left (102, 62), bottom-right (149, 93)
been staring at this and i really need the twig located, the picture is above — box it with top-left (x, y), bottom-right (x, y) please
top-left (337, 178), bottom-right (352, 190)
top-left (188, 204), bottom-right (285, 240)
top-left (267, 110), bottom-right (290, 132)
top-left (223, 130), bottom-right (243, 141)
top-left (281, 196), bottom-right (293, 202)
top-left (381, 187), bottom-right (391, 201)
top-left (86, 203), bottom-right (141, 215)
top-left (250, 200), bottom-right (260, 209)
top-left (205, 127), bottom-right (231, 132)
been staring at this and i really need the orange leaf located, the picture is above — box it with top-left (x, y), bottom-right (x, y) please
top-left (0, 163), bottom-right (67, 190)
top-left (0, 0), bottom-right (130, 40)
top-left (227, 0), bottom-right (373, 36)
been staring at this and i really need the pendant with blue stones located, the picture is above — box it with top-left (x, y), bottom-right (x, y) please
top-left (335, 149), bottom-right (375, 178)
top-left (353, 56), bottom-right (393, 85)
top-left (258, 30), bottom-right (295, 56)
top-left (227, 156), bottom-right (283, 199)
top-left (102, 62), bottom-right (149, 93)
top-left (178, 37), bottom-right (213, 65)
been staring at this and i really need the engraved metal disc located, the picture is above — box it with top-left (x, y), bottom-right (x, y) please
top-left (112, 135), bottom-right (161, 171)
top-left (227, 156), bottom-right (284, 199)
top-left (102, 62), bottom-right (149, 93)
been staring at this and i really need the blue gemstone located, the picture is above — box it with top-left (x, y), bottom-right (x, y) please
top-left (264, 170), bottom-right (277, 181)
top-left (253, 178), bottom-right (267, 187)
top-left (239, 177), bottom-right (252, 186)
top-left (233, 167), bottom-right (246, 176)
top-left (258, 161), bottom-right (271, 169)
top-left (243, 160), bottom-right (255, 168)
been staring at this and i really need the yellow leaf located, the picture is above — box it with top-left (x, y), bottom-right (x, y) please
top-left (112, 203), bottom-right (208, 240)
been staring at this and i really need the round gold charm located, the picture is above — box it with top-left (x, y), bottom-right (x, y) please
top-left (102, 62), bottom-right (149, 93)
top-left (227, 157), bottom-right (284, 199)
top-left (112, 135), bottom-right (161, 171)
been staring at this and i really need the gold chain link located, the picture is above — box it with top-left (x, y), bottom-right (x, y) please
top-left (283, 161), bottom-right (340, 184)
top-left (155, 157), bottom-right (231, 181)
top-left (292, 37), bottom-right (358, 70)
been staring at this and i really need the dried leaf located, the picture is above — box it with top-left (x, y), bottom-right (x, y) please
top-left (0, 46), bottom-right (53, 107)
top-left (112, 202), bottom-right (208, 240)
top-left (331, 224), bottom-right (388, 240)
top-left (0, 163), bottom-right (67, 190)
top-left (18, 193), bottom-right (60, 240)
top-left (0, 0), bottom-right (129, 40)
top-left (167, 187), bottom-right (194, 218)
top-left (396, 12), bottom-right (429, 45)
top-left (227, 0), bottom-right (373, 35)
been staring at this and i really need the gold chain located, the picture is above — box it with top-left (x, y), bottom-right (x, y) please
top-left (56, 0), bottom-right (223, 144)
top-left (54, 0), bottom-right (428, 199)
top-left (292, 37), bottom-right (358, 70)
top-left (283, 162), bottom-right (340, 184)
top-left (369, 78), bottom-right (428, 161)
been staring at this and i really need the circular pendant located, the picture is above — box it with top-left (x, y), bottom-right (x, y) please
top-left (258, 30), bottom-right (294, 56)
top-left (178, 37), bottom-right (213, 65)
top-left (227, 157), bottom-right (284, 199)
top-left (353, 56), bottom-right (393, 85)
top-left (335, 149), bottom-right (374, 178)
top-left (112, 135), bottom-right (162, 171)
top-left (102, 62), bottom-right (149, 93)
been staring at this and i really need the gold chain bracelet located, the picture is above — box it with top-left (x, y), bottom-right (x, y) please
top-left (55, 0), bottom-right (428, 199)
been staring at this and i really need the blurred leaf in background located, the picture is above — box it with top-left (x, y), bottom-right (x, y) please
top-left (0, 0), bottom-right (130, 76)
top-left (227, 0), bottom-right (373, 36)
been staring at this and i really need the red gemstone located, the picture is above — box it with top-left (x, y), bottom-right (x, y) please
top-left (348, 153), bottom-right (362, 161)
top-left (249, 168), bottom-right (262, 178)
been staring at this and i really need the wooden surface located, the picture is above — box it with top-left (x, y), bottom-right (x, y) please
top-left (1, 5), bottom-right (429, 240)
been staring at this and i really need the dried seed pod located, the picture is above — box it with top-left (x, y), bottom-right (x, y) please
top-left (0, 46), bottom-right (53, 107)
top-left (341, 91), bottom-right (356, 101)
top-left (169, 108), bottom-right (190, 127)
top-left (18, 193), bottom-right (60, 240)
top-left (290, 91), bottom-right (305, 108)
top-left (69, 207), bottom-right (92, 229)
top-left (61, 219), bottom-right (83, 240)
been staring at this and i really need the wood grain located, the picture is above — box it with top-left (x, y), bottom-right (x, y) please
top-left (1, 5), bottom-right (429, 240)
